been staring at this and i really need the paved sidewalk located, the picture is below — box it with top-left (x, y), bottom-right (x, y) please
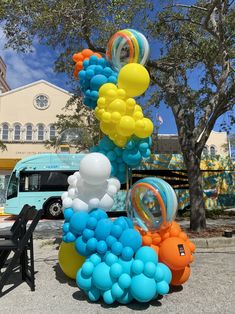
top-left (0, 239), bottom-right (234, 314)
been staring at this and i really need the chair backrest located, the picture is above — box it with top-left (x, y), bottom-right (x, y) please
top-left (18, 208), bottom-right (44, 250)
top-left (10, 204), bottom-right (32, 233)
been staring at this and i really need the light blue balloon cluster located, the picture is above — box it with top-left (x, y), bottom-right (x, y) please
top-left (62, 208), bottom-right (142, 260)
top-left (78, 56), bottom-right (118, 109)
top-left (77, 246), bottom-right (171, 304)
top-left (91, 136), bottom-right (152, 183)
top-left (62, 207), bottom-right (171, 304)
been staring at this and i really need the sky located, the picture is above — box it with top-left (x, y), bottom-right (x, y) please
top-left (0, 5), bottom-right (234, 136)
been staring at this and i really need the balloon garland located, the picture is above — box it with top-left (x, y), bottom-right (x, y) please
top-left (73, 30), bottom-right (153, 182)
top-left (58, 29), bottom-right (196, 305)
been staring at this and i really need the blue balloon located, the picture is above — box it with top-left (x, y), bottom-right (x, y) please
top-left (82, 228), bottom-right (94, 241)
top-left (110, 263), bottom-right (123, 278)
top-left (111, 241), bottom-right (123, 255)
top-left (88, 287), bottom-right (100, 301)
top-left (118, 273), bottom-right (131, 289)
top-left (97, 240), bottom-right (108, 254)
top-left (111, 283), bottom-right (124, 298)
top-left (63, 207), bottom-right (74, 221)
top-left (106, 235), bottom-right (117, 248)
top-left (157, 263), bottom-right (172, 284)
top-left (130, 274), bottom-right (156, 302)
top-left (69, 212), bottom-right (89, 236)
top-left (121, 246), bottom-right (134, 261)
top-left (86, 237), bottom-right (98, 252)
top-left (90, 74), bottom-right (108, 91)
top-left (95, 218), bottom-right (113, 240)
top-left (156, 280), bottom-right (170, 295)
top-left (119, 229), bottom-right (142, 252)
top-left (92, 262), bottom-right (114, 290)
top-left (82, 261), bottom-right (94, 277)
top-left (76, 269), bottom-right (92, 291)
top-left (135, 246), bottom-right (158, 264)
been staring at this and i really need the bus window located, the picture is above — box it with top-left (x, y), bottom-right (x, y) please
top-left (20, 173), bottom-right (41, 192)
top-left (19, 171), bottom-right (73, 192)
top-left (7, 172), bottom-right (18, 199)
top-left (40, 171), bottom-right (72, 191)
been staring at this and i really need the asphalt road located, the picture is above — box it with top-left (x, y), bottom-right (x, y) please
top-left (0, 239), bottom-right (234, 314)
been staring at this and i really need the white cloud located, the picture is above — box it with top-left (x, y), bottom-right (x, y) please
top-left (0, 27), bottom-right (66, 90)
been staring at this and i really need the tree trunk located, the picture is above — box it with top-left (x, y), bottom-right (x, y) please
top-left (185, 152), bottom-right (206, 231)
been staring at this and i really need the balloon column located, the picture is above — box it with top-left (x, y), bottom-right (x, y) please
top-left (72, 29), bottom-right (153, 183)
top-left (127, 177), bottom-right (196, 286)
top-left (57, 29), bottom-right (196, 305)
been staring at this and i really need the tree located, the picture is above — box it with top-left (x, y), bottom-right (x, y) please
top-left (0, 142), bottom-right (6, 151)
top-left (44, 96), bottom-right (100, 152)
top-left (0, 0), bottom-right (234, 231)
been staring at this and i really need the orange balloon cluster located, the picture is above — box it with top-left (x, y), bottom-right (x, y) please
top-left (72, 49), bottom-right (102, 77)
top-left (136, 221), bottom-right (196, 286)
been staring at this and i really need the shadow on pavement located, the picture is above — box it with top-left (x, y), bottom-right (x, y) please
top-left (53, 262), bottom-right (77, 287)
top-left (72, 288), bottom-right (162, 310)
top-left (0, 264), bottom-right (38, 297)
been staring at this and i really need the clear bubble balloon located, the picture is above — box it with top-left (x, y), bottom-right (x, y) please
top-left (106, 29), bottom-right (150, 71)
top-left (127, 178), bottom-right (178, 232)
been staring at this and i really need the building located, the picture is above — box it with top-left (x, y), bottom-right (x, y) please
top-left (0, 57), bottom-right (10, 93)
top-left (0, 78), bottom-right (71, 206)
top-left (156, 131), bottom-right (230, 157)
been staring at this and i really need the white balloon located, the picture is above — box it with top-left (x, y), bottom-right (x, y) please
top-left (107, 178), bottom-right (121, 191)
top-left (74, 171), bottom-right (81, 178)
top-left (62, 197), bottom-right (73, 209)
top-left (80, 153), bottom-right (111, 185)
top-left (88, 198), bottom-right (100, 210)
top-left (67, 175), bottom-right (77, 187)
top-left (107, 184), bottom-right (117, 196)
top-left (68, 187), bottom-right (77, 199)
top-left (72, 198), bottom-right (89, 212)
top-left (99, 193), bottom-right (114, 211)
top-left (61, 191), bottom-right (68, 200)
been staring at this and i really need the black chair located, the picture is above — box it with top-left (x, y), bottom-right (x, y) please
top-left (0, 204), bottom-right (32, 240)
top-left (0, 207), bottom-right (44, 295)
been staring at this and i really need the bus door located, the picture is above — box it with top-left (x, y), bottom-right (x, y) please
top-left (18, 171), bottom-right (44, 210)
top-left (5, 171), bottom-right (19, 213)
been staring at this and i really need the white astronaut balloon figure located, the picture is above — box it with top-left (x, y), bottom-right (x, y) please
top-left (61, 153), bottom-right (121, 212)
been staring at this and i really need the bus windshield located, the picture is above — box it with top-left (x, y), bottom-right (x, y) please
top-left (6, 172), bottom-right (18, 200)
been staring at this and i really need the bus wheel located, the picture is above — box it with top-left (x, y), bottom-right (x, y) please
top-left (45, 199), bottom-right (63, 219)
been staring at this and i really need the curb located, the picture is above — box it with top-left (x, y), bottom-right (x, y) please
top-left (192, 236), bottom-right (235, 248)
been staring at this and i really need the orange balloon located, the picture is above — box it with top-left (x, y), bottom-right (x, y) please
top-left (142, 235), bottom-right (152, 246)
top-left (171, 266), bottom-right (191, 286)
top-left (82, 49), bottom-right (94, 57)
top-left (159, 237), bottom-right (192, 270)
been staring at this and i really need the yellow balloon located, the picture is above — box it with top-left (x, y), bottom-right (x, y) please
top-left (114, 134), bottom-right (128, 147)
top-left (111, 111), bottom-right (122, 123)
top-left (109, 99), bottom-right (126, 114)
top-left (117, 116), bottom-right (135, 137)
top-left (102, 111), bottom-right (111, 123)
top-left (100, 121), bottom-right (112, 134)
top-left (135, 118), bottom-right (154, 138)
top-left (99, 83), bottom-right (117, 97)
top-left (58, 241), bottom-right (85, 279)
top-left (118, 64), bottom-right (150, 97)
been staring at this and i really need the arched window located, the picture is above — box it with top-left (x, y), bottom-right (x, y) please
top-left (203, 146), bottom-right (208, 156)
top-left (26, 124), bottom-right (33, 141)
top-left (2, 123), bottom-right (9, 140)
top-left (210, 146), bottom-right (216, 156)
top-left (14, 124), bottom-right (21, 141)
top-left (37, 124), bottom-right (45, 141)
top-left (49, 125), bottom-right (56, 141)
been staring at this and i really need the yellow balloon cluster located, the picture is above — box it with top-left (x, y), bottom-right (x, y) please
top-left (95, 64), bottom-right (154, 147)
